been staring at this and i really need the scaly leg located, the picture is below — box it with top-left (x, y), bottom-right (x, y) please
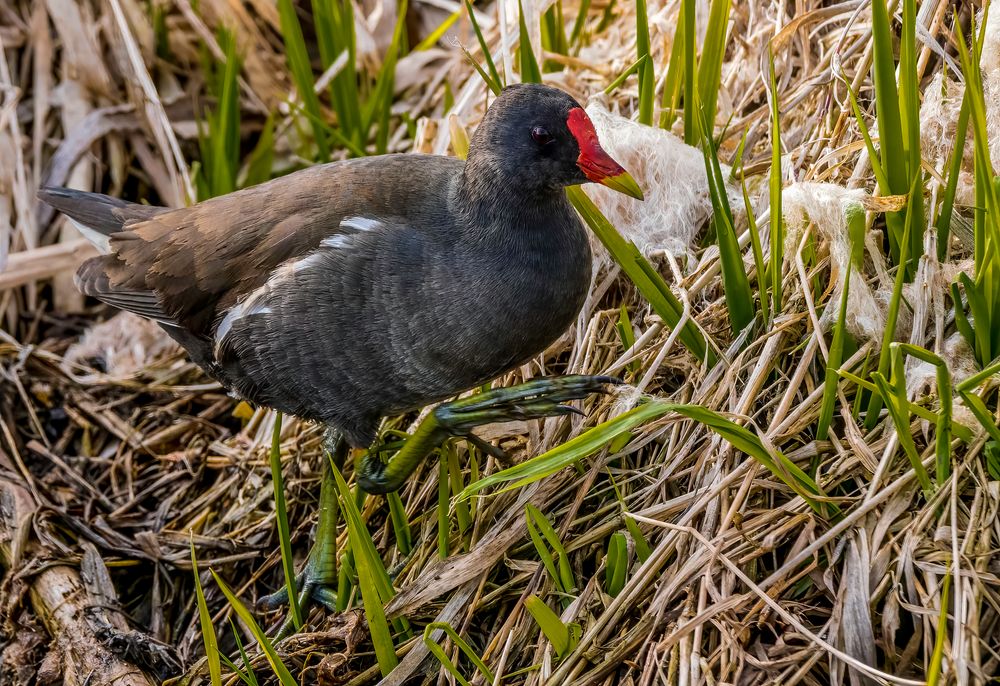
top-left (357, 375), bottom-right (620, 494)
top-left (260, 428), bottom-right (345, 638)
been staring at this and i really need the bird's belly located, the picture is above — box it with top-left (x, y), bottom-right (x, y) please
top-left (213, 233), bottom-right (590, 441)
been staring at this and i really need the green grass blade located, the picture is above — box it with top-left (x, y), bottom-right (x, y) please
top-left (899, 0), bottom-right (925, 274)
top-left (817, 201), bottom-right (864, 441)
top-left (870, 0), bottom-right (910, 270)
top-left (927, 575), bottom-right (951, 686)
top-left (955, 358), bottom-right (1000, 392)
top-left (615, 304), bottom-right (639, 374)
top-left (950, 282), bottom-right (977, 360)
top-left (212, 29), bottom-right (240, 197)
top-left (211, 572), bottom-right (297, 686)
top-left (865, 180), bottom-right (919, 429)
top-left (696, 0), bottom-right (731, 135)
top-left (518, 0), bottom-right (542, 84)
top-left (196, 29), bottom-right (241, 200)
top-left (839, 369), bottom-right (974, 442)
top-left (268, 413), bottom-right (302, 630)
top-left (893, 344), bottom-right (952, 483)
top-left (220, 655), bottom-right (255, 686)
top-left (987, 442), bottom-right (1000, 480)
top-left (526, 504), bottom-right (575, 597)
top-left (524, 595), bottom-right (576, 657)
top-left (463, 46), bottom-right (503, 96)
top-left (681, 0), bottom-right (697, 143)
top-left (541, 0), bottom-right (568, 71)
top-left (190, 539), bottom-right (221, 686)
top-left (331, 464), bottom-right (399, 674)
top-left (415, 7), bottom-right (462, 51)
top-left (336, 549), bottom-right (354, 612)
top-left (958, 389), bottom-right (1000, 445)
top-left (659, 4), bottom-right (686, 129)
top-left (315, 0), bottom-right (360, 143)
top-left (595, 0), bottom-right (617, 33)
top-left (767, 49), bottom-right (783, 317)
top-left (955, 16), bottom-right (1000, 365)
top-left (228, 619), bottom-right (259, 686)
top-left (623, 516), bottom-right (652, 562)
top-left (445, 443), bottom-right (472, 538)
top-left (526, 509), bottom-right (564, 594)
top-left (362, 0), bottom-right (408, 154)
top-left (616, 303), bottom-right (635, 351)
top-left (567, 186), bottom-right (714, 363)
top-left (604, 531), bottom-right (628, 596)
top-left (437, 454), bottom-right (450, 558)
top-left (387, 492), bottom-right (411, 555)
top-left (465, 0), bottom-right (503, 91)
top-left (463, 400), bottom-right (836, 519)
top-left (934, 88), bottom-right (968, 262)
top-left (635, 0), bottom-right (654, 125)
top-left (699, 105), bottom-right (755, 334)
top-left (604, 55), bottom-right (648, 95)
top-left (277, 0), bottom-right (330, 161)
top-left (816, 258), bottom-right (852, 443)
top-left (424, 622), bottom-right (495, 685)
top-left (458, 402), bottom-right (675, 499)
top-left (606, 473), bottom-right (651, 562)
top-left (958, 272), bottom-right (991, 365)
top-left (869, 0), bottom-right (907, 192)
top-left (740, 170), bottom-right (769, 323)
top-left (871, 371), bottom-right (933, 495)
top-left (666, 403), bottom-right (838, 518)
top-left (843, 79), bottom-right (890, 194)
top-left (568, 0), bottom-right (591, 48)
top-left (243, 114), bottom-right (275, 188)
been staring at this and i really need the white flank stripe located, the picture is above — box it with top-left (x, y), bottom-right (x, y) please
top-left (291, 252), bottom-right (328, 273)
top-left (341, 216), bottom-right (380, 232)
top-left (215, 288), bottom-right (271, 347)
top-left (216, 216), bottom-right (381, 348)
top-left (320, 234), bottom-right (352, 249)
top-left (214, 304), bottom-right (243, 345)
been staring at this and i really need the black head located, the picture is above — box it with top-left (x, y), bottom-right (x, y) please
top-left (466, 83), bottom-right (643, 199)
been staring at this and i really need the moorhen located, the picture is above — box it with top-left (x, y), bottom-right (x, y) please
top-left (40, 82), bottom-right (643, 628)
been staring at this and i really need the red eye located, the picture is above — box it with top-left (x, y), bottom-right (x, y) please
top-left (531, 126), bottom-right (553, 145)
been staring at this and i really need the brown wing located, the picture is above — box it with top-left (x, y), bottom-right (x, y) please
top-left (55, 154), bottom-right (460, 335)
top-left (94, 161), bottom-right (390, 333)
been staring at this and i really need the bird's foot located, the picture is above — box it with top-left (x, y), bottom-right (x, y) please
top-left (258, 546), bottom-right (341, 640)
top-left (357, 375), bottom-right (621, 494)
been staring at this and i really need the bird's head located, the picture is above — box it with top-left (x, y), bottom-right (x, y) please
top-left (467, 83), bottom-right (644, 200)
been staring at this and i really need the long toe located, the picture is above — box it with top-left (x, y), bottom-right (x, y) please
top-left (450, 375), bottom-right (621, 414)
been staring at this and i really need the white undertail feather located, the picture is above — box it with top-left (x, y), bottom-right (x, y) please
top-left (70, 218), bottom-right (112, 254)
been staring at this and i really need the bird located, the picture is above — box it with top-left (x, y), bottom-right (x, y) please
top-left (39, 82), bottom-right (643, 628)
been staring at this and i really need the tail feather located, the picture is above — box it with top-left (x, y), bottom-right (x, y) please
top-left (37, 187), bottom-right (164, 252)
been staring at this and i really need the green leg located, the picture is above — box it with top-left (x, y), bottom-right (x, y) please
top-left (261, 429), bottom-right (346, 637)
top-left (357, 375), bottom-right (620, 495)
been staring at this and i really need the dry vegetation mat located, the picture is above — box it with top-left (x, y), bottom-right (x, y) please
top-left (2, 0), bottom-right (1000, 684)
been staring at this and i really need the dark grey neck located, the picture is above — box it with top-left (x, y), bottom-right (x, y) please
top-left (455, 156), bottom-right (572, 241)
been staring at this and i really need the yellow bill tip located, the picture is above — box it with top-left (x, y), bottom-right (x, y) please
top-left (599, 170), bottom-right (644, 200)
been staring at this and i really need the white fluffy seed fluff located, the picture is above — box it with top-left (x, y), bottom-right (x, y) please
top-left (582, 99), bottom-right (724, 272)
